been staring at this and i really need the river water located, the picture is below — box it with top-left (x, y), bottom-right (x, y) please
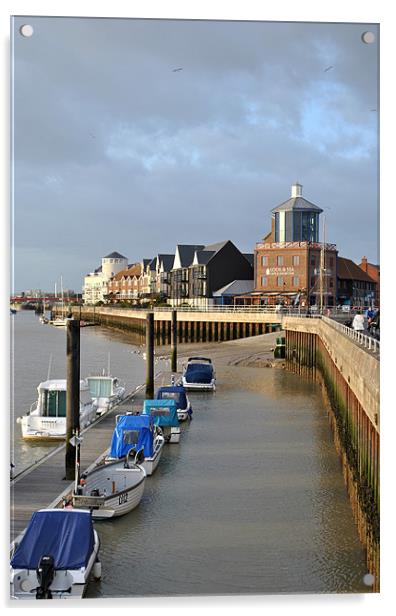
top-left (10, 311), bottom-right (369, 596)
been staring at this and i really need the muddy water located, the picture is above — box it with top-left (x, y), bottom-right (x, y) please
top-left (11, 311), bottom-right (368, 596)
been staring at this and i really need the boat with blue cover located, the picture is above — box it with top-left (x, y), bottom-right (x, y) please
top-left (156, 385), bottom-right (192, 421)
top-left (10, 508), bottom-right (101, 600)
top-left (182, 357), bottom-right (216, 391)
top-left (105, 414), bottom-right (164, 475)
top-left (142, 399), bottom-right (181, 443)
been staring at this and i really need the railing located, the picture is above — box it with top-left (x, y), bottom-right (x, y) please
top-left (320, 316), bottom-right (380, 355)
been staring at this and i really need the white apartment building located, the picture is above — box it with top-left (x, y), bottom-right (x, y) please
top-left (83, 251), bottom-right (128, 304)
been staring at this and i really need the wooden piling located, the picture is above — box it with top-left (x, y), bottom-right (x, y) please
top-left (146, 312), bottom-right (155, 398)
top-left (65, 319), bottom-right (80, 481)
top-left (171, 309), bottom-right (177, 373)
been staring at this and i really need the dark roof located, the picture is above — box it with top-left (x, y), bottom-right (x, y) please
top-left (103, 251), bottom-right (127, 259)
top-left (148, 258), bottom-right (157, 271)
top-left (142, 258), bottom-right (152, 269)
top-left (158, 254), bottom-right (174, 272)
top-left (337, 257), bottom-right (376, 282)
top-left (271, 197), bottom-right (323, 214)
top-left (194, 250), bottom-right (215, 265)
top-left (243, 253), bottom-right (254, 267)
top-left (94, 266), bottom-right (102, 274)
top-left (176, 245), bottom-right (205, 267)
top-left (202, 240), bottom-right (229, 252)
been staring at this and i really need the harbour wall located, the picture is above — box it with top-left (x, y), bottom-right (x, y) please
top-left (70, 306), bottom-right (283, 343)
top-left (283, 316), bottom-right (380, 591)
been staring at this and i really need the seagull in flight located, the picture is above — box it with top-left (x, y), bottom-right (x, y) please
top-left (88, 131), bottom-right (96, 139)
top-left (324, 65), bottom-right (334, 72)
top-left (172, 67), bottom-right (183, 72)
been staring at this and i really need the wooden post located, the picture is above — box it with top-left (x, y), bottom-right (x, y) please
top-left (146, 312), bottom-right (155, 399)
top-left (65, 319), bottom-right (80, 480)
top-left (171, 309), bottom-right (177, 373)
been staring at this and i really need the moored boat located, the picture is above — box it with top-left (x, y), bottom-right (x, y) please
top-left (16, 379), bottom-right (96, 441)
top-left (156, 385), bottom-right (192, 421)
top-left (182, 357), bottom-right (216, 391)
top-left (87, 375), bottom-right (126, 416)
top-left (106, 414), bottom-right (164, 475)
top-left (142, 399), bottom-right (181, 443)
top-left (10, 508), bottom-right (101, 600)
top-left (72, 452), bottom-right (146, 519)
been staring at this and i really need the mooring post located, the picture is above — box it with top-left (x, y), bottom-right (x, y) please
top-left (146, 312), bottom-right (155, 399)
top-left (65, 319), bottom-right (81, 480)
top-left (171, 309), bottom-right (177, 373)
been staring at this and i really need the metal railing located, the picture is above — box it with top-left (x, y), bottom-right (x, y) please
top-left (320, 316), bottom-right (380, 355)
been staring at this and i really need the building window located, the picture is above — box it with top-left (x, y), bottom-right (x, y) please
top-left (310, 257), bottom-right (315, 266)
top-left (277, 276), bottom-right (284, 287)
top-left (261, 256), bottom-right (268, 266)
top-left (329, 257), bottom-right (334, 267)
top-left (293, 276), bottom-right (299, 287)
top-left (330, 279), bottom-right (334, 288)
top-left (292, 255), bottom-right (300, 266)
top-left (310, 277), bottom-right (315, 288)
top-left (261, 276), bottom-right (267, 287)
top-left (277, 255), bottom-right (284, 266)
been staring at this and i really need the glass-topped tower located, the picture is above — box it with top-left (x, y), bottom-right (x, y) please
top-left (272, 183), bottom-right (323, 243)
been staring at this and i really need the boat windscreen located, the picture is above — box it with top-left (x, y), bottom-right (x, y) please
top-left (88, 378), bottom-right (113, 397)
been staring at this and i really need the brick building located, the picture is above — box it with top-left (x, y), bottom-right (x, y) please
top-left (359, 256), bottom-right (380, 307)
top-left (337, 257), bottom-right (377, 307)
top-left (251, 184), bottom-right (338, 307)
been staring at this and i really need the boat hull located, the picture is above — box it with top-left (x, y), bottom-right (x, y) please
top-left (10, 530), bottom-right (100, 600)
top-left (73, 460), bottom-right (146, 519)
top-left (182, 378), bottom-right (216, 391)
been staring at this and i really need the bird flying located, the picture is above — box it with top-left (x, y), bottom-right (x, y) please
top-left (172, 67), bottom-right (183, 72)
top-left (324, 65), bottom-right (334, 72)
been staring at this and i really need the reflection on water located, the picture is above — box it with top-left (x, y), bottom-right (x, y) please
top-left (11, 312), bottom-right (368, 596)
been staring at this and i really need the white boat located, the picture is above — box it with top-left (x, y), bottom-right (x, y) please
top-left (106, 414), bottom-right (165, 475)
top-left (87, 375), bottom-right (126, 417)
top-left (72, 452), bottom-right (146, 519)
top-left (10, 508), bottom-right (101, 600)
top-left (50, 276), bottom-right (71, 327)
top-left (182, 357), bottom-right (216, 391)
top-left (16, 379), bottom-right (97, 441)
top-left (49, 317), bottom-right (72, 327)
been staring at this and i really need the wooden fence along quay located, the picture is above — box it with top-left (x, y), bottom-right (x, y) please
top-left (11, 308), bottom-right (380, 592)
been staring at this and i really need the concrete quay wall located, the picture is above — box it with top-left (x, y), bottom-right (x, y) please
top-left (283, 316), bottom-right (380, 591)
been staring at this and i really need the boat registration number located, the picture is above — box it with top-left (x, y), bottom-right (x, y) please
top-left (119, 492), bottom-right (128, 505)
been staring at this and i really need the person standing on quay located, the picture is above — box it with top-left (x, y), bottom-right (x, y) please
top-left (352, 311), bottom-right (366, 333)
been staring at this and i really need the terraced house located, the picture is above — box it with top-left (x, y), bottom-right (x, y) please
top-left (169, 240), bottom-right (254, 308)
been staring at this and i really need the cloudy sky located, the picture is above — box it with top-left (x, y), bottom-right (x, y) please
top-left (11, 16), bottom-right (379, 292)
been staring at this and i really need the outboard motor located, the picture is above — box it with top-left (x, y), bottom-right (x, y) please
top-left (36, 555), bottom-right (55, 599)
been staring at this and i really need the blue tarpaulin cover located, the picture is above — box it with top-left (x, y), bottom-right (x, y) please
top-left (142, 399), bottom-right (180, 427)
top-left (184, 363), bottom-right (214, 384)
top-left (110, 414), bottom-right (154, 458)
top-left (157, 386), bottom-right (188, 410)
top-left (11, 509), bottom-right (94, 570)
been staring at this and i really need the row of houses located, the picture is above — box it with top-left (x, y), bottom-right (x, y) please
top-left (83, 241), bottom-right (254, 307)
top-left (83, 184), bottom-right (379, 308)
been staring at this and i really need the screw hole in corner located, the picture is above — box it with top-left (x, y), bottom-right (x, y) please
top-left (19, 24), bottom-right (34, 38)
top-left (361, 31), bottom-right (375, 44)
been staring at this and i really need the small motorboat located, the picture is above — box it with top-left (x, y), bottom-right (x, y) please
top-left (10, 508), bottom-right (101, 600)
top-left (156, 385), bottom-right (192, 421)
top-left (106, 414), bottom-right (164, 476)
top-left (142, 399), bottom-right (181, 444)
top-left (182, 357), bottom-right (216, 391)
top-left (72, 450), bottom-right (146, 519)
top-left (17, 379), bottom-right (96, 441)
top-left (87, 375), bottom-right (126, 416)
top-left (39, 315), bottom-right (49, 325)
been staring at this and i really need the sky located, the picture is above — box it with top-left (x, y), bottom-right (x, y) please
top-left (11, 16), bottom-right (379, 293)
